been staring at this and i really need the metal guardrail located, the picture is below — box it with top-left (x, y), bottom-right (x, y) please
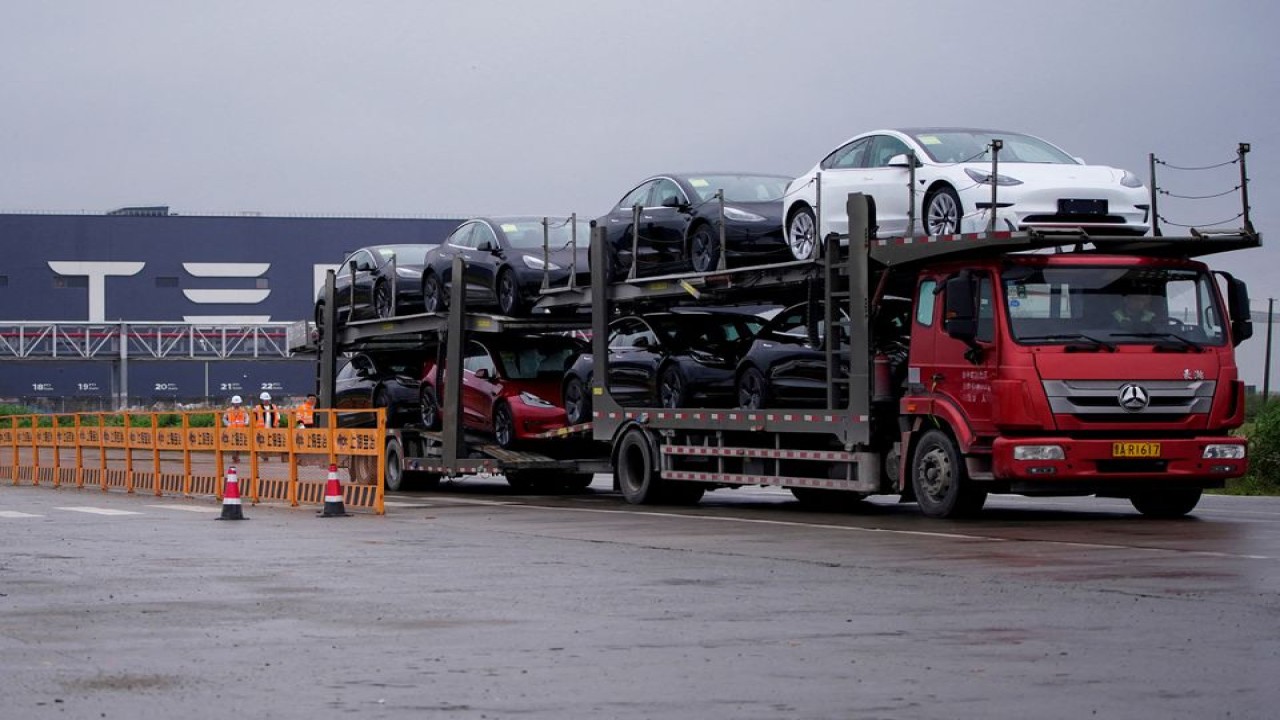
top-left (0, 409), bottom-right (387, 514)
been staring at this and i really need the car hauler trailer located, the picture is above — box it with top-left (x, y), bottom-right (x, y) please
top-left (309, 262), bottom-right (610, 492)
top-left (305, 193), bottom-right (1259, 518)
top-left (584, 194), bottom-right (1259, 517)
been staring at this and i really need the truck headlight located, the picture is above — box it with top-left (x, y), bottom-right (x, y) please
top-left (1202, 444), bottom-right (1245, 459)
top-left (1013, 445), bottom-right (1065, 460)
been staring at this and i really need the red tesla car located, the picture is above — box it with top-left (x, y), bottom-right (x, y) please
top-left (419, 334), bottom-right (586, 447)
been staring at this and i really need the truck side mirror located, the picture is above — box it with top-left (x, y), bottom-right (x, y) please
top-left (1222, 273), bottom-right (1253, 346)
top-left (943, 273), bottom-right (978, 343)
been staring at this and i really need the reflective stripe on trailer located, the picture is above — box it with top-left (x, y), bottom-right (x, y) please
top-left (602, 410), bottom-right (866, 424)
top-left (661, 470), bottom-right (860, 490)
top-left (873, 230), bottom-right (1016, 247)
top-left (661, 445), bottom-right (855, 462)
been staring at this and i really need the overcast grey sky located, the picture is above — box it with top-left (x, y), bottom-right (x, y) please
top-left (3, 0), bottom-right (1278, 382)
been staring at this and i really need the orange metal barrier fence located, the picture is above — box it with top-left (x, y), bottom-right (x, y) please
top-left (0, 409), bottom-right (387, 514)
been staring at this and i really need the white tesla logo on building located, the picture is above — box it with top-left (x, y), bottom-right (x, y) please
top-left (1118, 384), bottom-right (1150, 411)
top-left (46, 261), bottom-right (145, 321)
top-left (182, 263), bottom-right (271, 322)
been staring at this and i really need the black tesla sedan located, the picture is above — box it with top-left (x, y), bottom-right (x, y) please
top-left (735, 302), bottom-right (849, 409)
top-left (598, 172), bottom-right (793, 278)
top-left (561, 309), bottom-right (767, 424)
top-left (420, 216), bottom-right (592, 317)
top-left (334, 351), bottom-right (427, 428)
top-left (314, 244), bottom-right (436, 332)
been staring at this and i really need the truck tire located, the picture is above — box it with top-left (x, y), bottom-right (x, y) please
top-left (1130, 488), bottom-right (1202, 518)
top-left (385, 436), bottom-right (440, 492)
top-left (911, 429), bottom-right (987, 518)
top-left (616, 427), bottom-right (661, 504)
top-left (615, 428), bottom-right (704, 505)
top-left (348, 454), bottom-right (377, 485)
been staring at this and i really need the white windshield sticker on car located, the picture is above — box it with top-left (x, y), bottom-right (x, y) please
top-left (689, 178), bottom-right (709, 187)
top-left (501, 224), bottom-right (519, 233)
top-left (918, 135), bottom-right (942, 145)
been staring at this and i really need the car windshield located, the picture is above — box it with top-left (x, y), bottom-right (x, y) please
top-left (684, 175), bottom-right (790, 204)
top-left (648, 314), bottom-right (763, 347)
top-left (1002, 265), bottom-right (1226, 347)
top-left (493, 338), bottom-right (583, 379)
top-left (909, 130), bottom-right (1077, 165)
top-left (374, 246), bottom-right (432, 265)
top-left (498, 218), bottom-right (593, 250)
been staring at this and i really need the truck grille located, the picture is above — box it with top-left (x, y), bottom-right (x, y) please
top-left (1042, 379), bottom-right (1214, 422)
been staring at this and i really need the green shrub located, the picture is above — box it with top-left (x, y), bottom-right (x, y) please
top-left (1239, 400), bottom-right (1280, 494)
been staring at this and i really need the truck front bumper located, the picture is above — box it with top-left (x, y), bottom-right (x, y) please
top-left (991, 436), bottom-right (1247, 484)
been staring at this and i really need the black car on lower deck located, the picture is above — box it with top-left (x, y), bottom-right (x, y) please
top-left (598, 173), bottom-right (793, 278)
top-left (334, 351), bottom-right (426, 428)
top-left (561, 309), bottom-right (768, 424)
top-left (420, 216), bottom-right (592, 317)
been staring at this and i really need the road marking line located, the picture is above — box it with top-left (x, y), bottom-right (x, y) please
top-left (505, 503), bottom-right (1275, 561)
top-left (55, 507), bottom-right (143, 516)
top-left (0, 510), bottom-right (43, 518)
top-left (143, 504), bottom-right (220, 513)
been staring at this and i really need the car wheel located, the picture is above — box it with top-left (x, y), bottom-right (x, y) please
top-left (496, 268), bottom-right (522, 317)
top-left (786, 205), bottom-right (819, 261)
top-left (422, 271), bottom-right (446, 314)
top-left (690, 223), bottom-right (720, 273)
top-left (658, 365), bottom-right (688, 409)
top-left (737, 367), bottom-right (769, 410)
top-left (563, 375), bottom-right (591, 425)
top-left (493, 401), bottom-right (516, 448)
top-left (372, 386), bottom-right (396, 427)
top-left (419, 386), bottom-right (441, 431)
top-left (373, 280), bottom-right (394, 319)
top-left (1130, 488), bottom-right (1202, 518)
top-left (924, 185), bottom-right (963, 236)
top-left (911, 429), bottom-right (987, 518)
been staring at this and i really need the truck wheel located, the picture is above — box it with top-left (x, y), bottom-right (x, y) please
top-left (384, 436), bottom-right (440, 492)
top-left (1130, 488), bottom-right (1202, 518)
top-left (505, 472), bottom-right (537, 491)
top-left (616, 427), bottom-right (661, 504)
top-left (911, 429), bottom-right (987, 518)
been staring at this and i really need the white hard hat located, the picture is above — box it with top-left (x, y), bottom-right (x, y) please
top-left (260, 391), bottom-right (272, 401)
top-left (231, 395), bottom-right (242, 404)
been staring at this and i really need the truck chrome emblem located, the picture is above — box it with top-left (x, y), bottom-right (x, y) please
top-left (1118, 384), bottom-right (1150, 411)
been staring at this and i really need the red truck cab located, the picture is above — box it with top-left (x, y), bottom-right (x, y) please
top-left (900, 252), bottom-right (1251, 518)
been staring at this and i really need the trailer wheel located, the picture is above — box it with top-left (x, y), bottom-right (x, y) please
top-left (1130, 488), bottom-right (1201, 518)
top-left (786, 205), bottom-right (819, 261)
top-left (911, 429), bottom-right (986, 518)
top-left (384, 436), bottom-right (440, 492)
top-left (562, 473), bottom-right (596, 491)
top-left (616, 428), bottom-right (661, 504)
top-left (505, 472), bottom-right (537, 491)
top-left (689, 223), bottom-right (719, 273)
top-left (563, 375), bottom-right (590, 425)
top-left (420, 386), bottom-right (441, 430)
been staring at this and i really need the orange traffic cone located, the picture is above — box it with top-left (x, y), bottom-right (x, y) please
top-left (218, 466), bottom-right (247, 521)
top-left (318, 463), bottom-right (349, 518)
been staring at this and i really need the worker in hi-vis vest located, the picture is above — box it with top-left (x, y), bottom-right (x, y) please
top-left (295, 393), bottom-right (317, 428)
top-left (223, 395), bottom-right (249, 464)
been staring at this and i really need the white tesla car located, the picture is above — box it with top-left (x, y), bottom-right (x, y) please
top-left (781, 127), bottom-right (1150, 259)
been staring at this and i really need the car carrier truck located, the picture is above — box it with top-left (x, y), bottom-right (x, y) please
top-left (308, 193), bottom-right (1259, 518)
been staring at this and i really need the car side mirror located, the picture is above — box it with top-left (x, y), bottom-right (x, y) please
top-left (660, 195), bottom-right (685, 209)
top-left (943, 273), bottom-right (978, 343)
top-left (474, 368), bottom-right (491, 380)
top-left (1222, 273), bottom-right (1253, 346)
top-left (886, 153), bottom-right (919, 168)
top-left (633, 336), bottom-right (651, 349)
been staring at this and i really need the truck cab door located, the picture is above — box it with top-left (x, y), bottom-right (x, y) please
top-left (932, 272), bottom-right (998, 431)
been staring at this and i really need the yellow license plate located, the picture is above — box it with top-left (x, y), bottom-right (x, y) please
top-left (1112, 442), bottom-right (1161, 458)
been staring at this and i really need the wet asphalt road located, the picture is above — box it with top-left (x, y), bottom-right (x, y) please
top-left (1, 479), bottom-right (1277, 720)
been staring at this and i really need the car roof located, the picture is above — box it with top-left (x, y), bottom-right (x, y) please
top-left (895, 126), bottom-right (1027, 136)
top-left (645, 172), bottom-right (793, 181)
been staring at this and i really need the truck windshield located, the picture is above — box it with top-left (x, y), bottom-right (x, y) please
top-left (1001, 265), bottom-right (1226, 347)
